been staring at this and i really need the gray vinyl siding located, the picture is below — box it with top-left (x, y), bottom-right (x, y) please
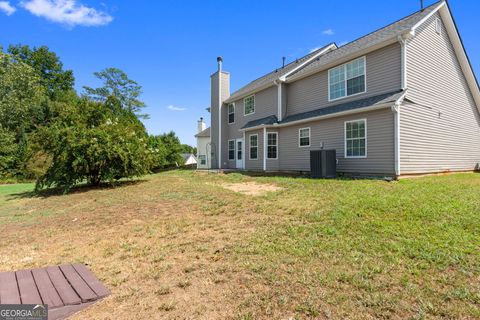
top-left (401, 13), bottom-right (480, 173)
top-left (286, 43), bottom-right (402, 116)
top-left (222, 86), bottom-right (277, 169)
top-left (278, 108), bottom-right (395, 174)
top-left (245, 130), bottom-right (263, 170)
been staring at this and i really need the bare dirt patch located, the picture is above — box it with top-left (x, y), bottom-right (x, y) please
top-left (219, 182), bottom-right (282, 196)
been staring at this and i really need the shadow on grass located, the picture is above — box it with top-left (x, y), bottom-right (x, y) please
top-left (7, 179), bottom-right (148, 200)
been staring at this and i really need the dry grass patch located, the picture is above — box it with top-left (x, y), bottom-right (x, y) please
top-left (219, 181), bottom-right (283, 196)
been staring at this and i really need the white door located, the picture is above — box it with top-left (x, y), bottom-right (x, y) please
top-left (236, 139), bottom-right (244, 169)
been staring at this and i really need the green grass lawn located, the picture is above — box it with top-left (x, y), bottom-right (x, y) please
top-left (0, 171), bottom-right (478, 319)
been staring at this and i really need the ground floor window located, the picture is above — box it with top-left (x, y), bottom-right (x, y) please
top-left (249, 134), bottom-right (258, 160)
top-left (299, 127), bottom-right (310, 147)
top-left (228, 140), bottom-right (235, 160)
top-left (267, 132), bottom-right (278, 159)
top-left (198, 155), bottom-right (206, 165)
top-left (345, 119), bottom-right (367, 158)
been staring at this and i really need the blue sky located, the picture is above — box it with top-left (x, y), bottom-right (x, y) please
top-left (1, 0), bottom-right (479, 146)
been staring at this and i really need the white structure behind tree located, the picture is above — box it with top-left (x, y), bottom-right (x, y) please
top-left (195, 117), bottom-right (211, 169)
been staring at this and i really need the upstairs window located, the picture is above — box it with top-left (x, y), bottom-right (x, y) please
top-left (228, 103), bottom-right (235, 124)
top-left (228, 140), bottom-right (235, 160)
top-left (244, 95), bottom-right (255, 115)
top-left (329, 57), bottom-right (366, 101)
top-left (249, 134), bottom-right (258, 160)
top-left (267, 132), bottom-right (278, 159)
top-left (299, 128), bottom-right (311, 147)
top-left (345, 119), bottom-right (367, 158)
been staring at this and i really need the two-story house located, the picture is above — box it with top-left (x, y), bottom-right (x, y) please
top-left (207, 1), bottom-right (480, 178)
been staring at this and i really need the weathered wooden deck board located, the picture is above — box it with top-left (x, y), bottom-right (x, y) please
top-left (16, 269), bottom-right (43, 305)
top-left (59, 264), bottom-right (97, 303)
top-left (72, 263), bottom-right (110, 298)
top-left (0, 264), bottom-right (109, 320)
top-left (46, 265), bottom-right (82, 306)
top-left (0, 271), bottom-right (21, 304)
top-left (31, 268), bottom-right (64, 308)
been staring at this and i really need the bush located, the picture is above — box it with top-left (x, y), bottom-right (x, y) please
top-left (35, 97), bottom-right (152, 191)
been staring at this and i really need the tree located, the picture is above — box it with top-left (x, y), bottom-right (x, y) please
top-left (0, 53), bottom-right (47, 178)
top-left (0, 53), bottom-right (46, 132)
top-left (83, 68), bottom-right (147, 117)
top-left (160, 131), bottom-right (183, 167)
top-left (36, 97), bottom-right (152, 191)
top-left (7, 44), bottom-right (75, 99)
top-left (180, 144), bottom-right (197, 156)
top-left (147, 135), bottom-right (168, 171)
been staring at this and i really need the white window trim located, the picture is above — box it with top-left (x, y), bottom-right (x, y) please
top-left (298, 127), bottom-right (311, 148)
top-left (248, 134), bottom-right (258, 160)
top-left (344, 119), bottom-right (367, 159)
top-left (228, 139), bottom-right (236, 160)
top-left (328, 56), bottom-right (367, 102)
top-left (267, 132), bottom-right (278, 160)
top-left (227, 103), bottom-right (235, 124)
top-left (244, 95), bottom-right (255, 116)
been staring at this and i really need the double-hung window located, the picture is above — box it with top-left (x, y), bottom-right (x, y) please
top-left (329, 57), bottom-right (366, 101)
top-left (228, 140), bottom-right (235, 160)
top-left (299, 128), bottom-right (310, 147)
top-left (199, 155), bottom-right (206, 165)
top-left (267, 132), bottom-right (278, 159)
top-left (345, 119), bottom-right (367, 158)
top-left (228, 103), bottom-right (235, 124)
top-left (249, 134), bottom-right (258, 160)
top-left (244, 95), bottom-right (255, 115)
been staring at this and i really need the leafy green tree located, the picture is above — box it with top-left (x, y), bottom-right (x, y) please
top-left (7, 44), bottom-right (75, 99)
top-left (0, 53), bottom-right (46, 132)
top-left (159, 131), bottom-right (184, 167)
top-left (147, 135), bottom-right (168, 171)
top-left (0, 53), bottom-right (47, 178)
top-left (36, 97), bottom-right (152, 191)
top-left (0, 127), bottom-right (18, 178)
top-left (180, 144), bottom-right (197, 156)
top-left (83, 68), bottom-right (147, 117)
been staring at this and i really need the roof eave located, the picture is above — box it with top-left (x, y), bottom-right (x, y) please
top-left (240, 101), bottom-right (399, 132)
top-left (224, 43), bottom-right (337, 104)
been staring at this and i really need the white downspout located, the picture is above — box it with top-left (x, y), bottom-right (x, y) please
top-left (395, 34), bottom-right (410, 178)
top-left (242, 131), bottom-right (246, 169)
top-left (263, 127), bottom-right (267, 171)
top-left (275, 80), bottom-right (283, 121)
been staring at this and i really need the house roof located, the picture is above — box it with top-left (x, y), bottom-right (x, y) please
top-left (225, 43), bottom-right (336, 103)
top-left (195, 127), bottom-right (210, 138)
top-left (241, 115), bottom-right (278, 130)
top-left (241, 90), bottom-right (405, 130)
top-left (280, 90), bottom-right (405, 125)
top-left (287, 2), bottom-right (446, 82)
top-left (225, 1), bottom-right (443, 103)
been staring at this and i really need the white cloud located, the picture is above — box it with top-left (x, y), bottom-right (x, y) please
top-left (21, 0), bottom-right (113, 27)
top-left (167, 105), bottom-right (186, 111)
top-left (322, 29), bottom-right (335, 36)
top-left (0, 1), bottom-right (16, 15)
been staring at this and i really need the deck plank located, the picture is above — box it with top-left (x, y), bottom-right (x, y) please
top-left (59, 264), bottom-right (97, 302)
top-left (0, 271), bottom-right (21, 304)
top-left (46, 266), bottom-right (81, 305)
top-left (16, 270), bottom-right (43, 305)
top-left (72, 264), bottom-right (110, 298)
top-left (31, 268), bottom-right (64, 309)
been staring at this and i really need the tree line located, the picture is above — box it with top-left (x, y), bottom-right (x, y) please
top-left (0, 44), bottom-right (194, 191)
